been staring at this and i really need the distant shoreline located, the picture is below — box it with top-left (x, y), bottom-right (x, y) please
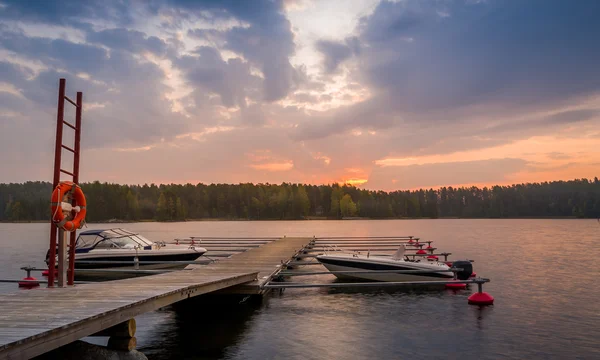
top-left (0, 216), bottom-right (584, 224)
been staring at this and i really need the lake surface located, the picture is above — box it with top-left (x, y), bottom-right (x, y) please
top-left (1, 220), bottom-right (599, 359)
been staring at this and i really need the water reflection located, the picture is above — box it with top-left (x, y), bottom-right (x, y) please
top-left (138, 295), bottom-right (264, 359)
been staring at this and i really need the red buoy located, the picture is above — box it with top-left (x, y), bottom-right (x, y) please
top-left (468, 292), bottom-right (494, 305)
top-left (416, 249), bottom-right (427, 255)
top-left (427, 255), bottom-right (439, 261)
top-left (445, 282), bottom-right (467, 290)
top-left (18, 276), bottom-right (40, 289)
top-left (470, 272), bottom-right (477, 278)
top-left (42, 269), bottom-right (57, 277)
top-left (445, 261), bottom-right (453, 267)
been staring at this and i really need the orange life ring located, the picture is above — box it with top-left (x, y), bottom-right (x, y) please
top-left (50, 181), bottom-right (87, 231)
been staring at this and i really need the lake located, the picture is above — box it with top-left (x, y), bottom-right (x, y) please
top-left (0, 219), bottom-right (598, 359)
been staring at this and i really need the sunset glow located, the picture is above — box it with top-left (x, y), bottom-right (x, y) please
top-left (0, 0), bottom-right (598, 190)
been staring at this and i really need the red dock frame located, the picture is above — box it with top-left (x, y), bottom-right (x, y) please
top-left (47, 78), bottom-right (83, 287)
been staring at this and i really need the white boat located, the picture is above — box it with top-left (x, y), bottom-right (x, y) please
top-left (46, 228), bottom-right (207, 281)
top-left (316, 245), bottom-right (471, 282)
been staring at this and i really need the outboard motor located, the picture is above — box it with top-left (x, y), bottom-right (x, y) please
top-left (45, 249), bottom-right (50, 266)
top-left (451, 260), bottom-right (473, 280)
top-left (392, 244), bottom-right (406, 260)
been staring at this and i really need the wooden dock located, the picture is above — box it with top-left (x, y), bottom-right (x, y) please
top-left (197, 236), bottom-right (309, 294)
top-left (0, 236), bottom-right (310, 359)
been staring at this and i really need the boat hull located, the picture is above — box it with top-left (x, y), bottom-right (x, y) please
top-left (73, 250), bottom-right (205, 281)
top-left (316, 255), bottom-right (454, 282)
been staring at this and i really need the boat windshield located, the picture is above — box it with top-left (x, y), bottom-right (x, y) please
top-left (75, 228), bottom-right (154, 251)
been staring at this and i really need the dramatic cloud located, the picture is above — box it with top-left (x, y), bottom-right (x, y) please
top-left (1, 0), bottom-right (599, 189)
top-left (316, 37), bottom-right (359, 73)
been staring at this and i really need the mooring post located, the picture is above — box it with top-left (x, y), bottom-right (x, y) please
top-left (57, 229), bottom-right (67, 287)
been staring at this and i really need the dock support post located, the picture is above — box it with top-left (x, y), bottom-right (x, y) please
top-left (57, 229), bottom-right (67, 287)
top-left (91, 319), bottom-right (137, 338)
top-left (107, 336), bottom-right (137, 352)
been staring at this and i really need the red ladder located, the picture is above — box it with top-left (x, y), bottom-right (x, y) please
top-left (47, 78), bottom-right (83, 287)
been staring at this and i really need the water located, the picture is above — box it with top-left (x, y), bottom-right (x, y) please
top-left (1, 220), bottom-right (599, 359)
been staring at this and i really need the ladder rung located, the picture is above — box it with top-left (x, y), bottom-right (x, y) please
top-left (63, 120), bottom-right (77, 130)
top-left (61, 144), bottom-right (75, 153)
top-left (60, 169), bottom-right (75, 177)
top-left (64, 96), bottom-right (79, 108)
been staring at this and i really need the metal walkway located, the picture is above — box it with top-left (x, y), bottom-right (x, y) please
top-left (0, 236), bottom-right (310, 359)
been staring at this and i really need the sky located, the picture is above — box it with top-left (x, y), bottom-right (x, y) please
top-left (0, 0), bottom-right (599, 191)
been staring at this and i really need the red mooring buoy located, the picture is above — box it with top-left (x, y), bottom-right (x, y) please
top-left (445, 261), bottom-right (453, 267)
top-left (470, 272), bottom-right (477, 278)
top-left (18, 276), bottom-right (40, 289)
top-left (416, 249), bottom-right (427, 255)
top-left (42, 269), bottom-right (57, 277)
top-left (468, 292), bottom-right (494, 305)
top-left (427, 255), bottom-right (439, 261)
top-left (445, 281), bottom-right (467, 290)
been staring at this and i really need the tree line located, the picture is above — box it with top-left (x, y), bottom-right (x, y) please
top-left (1, 178), bottom-right (600, 222)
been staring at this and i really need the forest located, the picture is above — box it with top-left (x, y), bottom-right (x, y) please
top-left (1, 178), bottom-right (600, 222)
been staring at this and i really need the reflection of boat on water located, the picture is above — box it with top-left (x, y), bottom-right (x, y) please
top-left (316, 245), bottom-right (473, 282)
top-left (46, 228), bottom-right (206, 281)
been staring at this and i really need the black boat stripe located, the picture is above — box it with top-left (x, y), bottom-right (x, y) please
top-left (74, 253), bottom-right (203, 269)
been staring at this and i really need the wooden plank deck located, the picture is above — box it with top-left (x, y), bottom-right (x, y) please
top-left (0, 236), bottom-right (310, 360)
top-left (193, 236), bottom-right (310, 294)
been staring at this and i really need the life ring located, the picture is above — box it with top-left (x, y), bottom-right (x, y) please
top-left (50, 181), bottom-right (87, 231)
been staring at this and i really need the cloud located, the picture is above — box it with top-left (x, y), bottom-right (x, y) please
top-left (358, 0), bottom-right (600, 113)
top-left (366, 158), bottom-right (529, 190)
top-left (0, 30), bottom-right (108, 80)
top-left (250, 161), bottom-right (294, 172)
top-left (0, 26), bottom-right (190, 152)
top-left (316, 39), bottom-right (352, 73)
top-left (546, 152), bottom-right (572, 160)
top-left (177, 46), bottom-right (261, 108)
top-left (168, 0), bottom-right (300, 102)
top-left (0, 0), bottom-right (137, 28)
top-left (544, 109), bottom-right (599, 125)
top-left (86, 28), bottom-right (168, 56)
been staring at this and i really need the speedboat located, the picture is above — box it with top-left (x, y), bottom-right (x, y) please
top-left (46, 228), bottom-right (207, 281)
top-left (316, 245), bottom-right (472, 282)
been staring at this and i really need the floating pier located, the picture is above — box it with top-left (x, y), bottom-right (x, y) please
top-left (0, 236), bottom-right (308, 359)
